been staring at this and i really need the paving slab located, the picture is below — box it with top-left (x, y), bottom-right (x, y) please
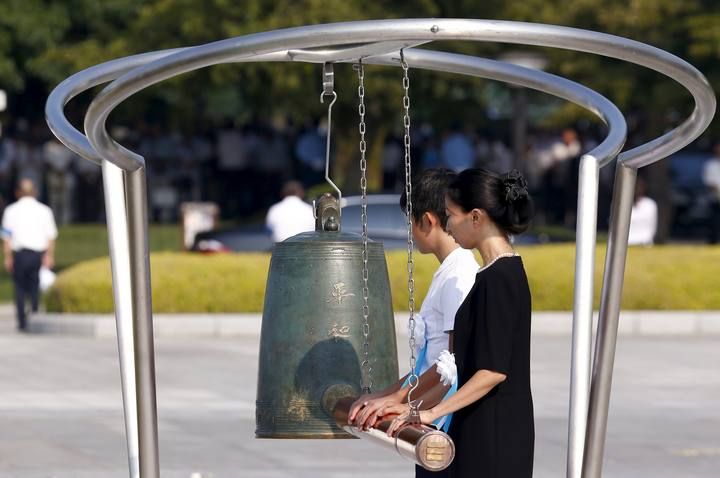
top-left (0, 325), bottom-right (718, 477)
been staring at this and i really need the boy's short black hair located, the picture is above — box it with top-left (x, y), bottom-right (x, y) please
top-left (399, 168), bottom-right (457, 228)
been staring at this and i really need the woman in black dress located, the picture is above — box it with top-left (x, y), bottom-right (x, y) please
top-left (386, 168), bottom-right (535, 478)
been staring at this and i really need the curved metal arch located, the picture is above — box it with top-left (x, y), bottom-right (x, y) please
top-left (45, 41), bottom-right (431, 164)
top-left (46, 46), bottom-right (628, 169)
top-left (82, 19), bottom-right (714, 173)
top-left (46, 49), bottom-right (183, 165)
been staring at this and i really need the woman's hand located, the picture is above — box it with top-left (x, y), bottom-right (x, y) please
top-left (349, 393), bottom-right (402, 430)
top-left (385, 404), bottom-right (436, 437)
top-left (348, 393), bottom-right (378, 423)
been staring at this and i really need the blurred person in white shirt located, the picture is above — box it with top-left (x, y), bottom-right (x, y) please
top-left (2, 178), bottom-right (58, 331)
top-left (265, 180), bottom-right (315, 243)
top-left (628, 176), bottom-right (658, 246)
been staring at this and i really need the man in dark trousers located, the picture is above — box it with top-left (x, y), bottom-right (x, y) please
top-left (2, 178), bottom-right (58, 331)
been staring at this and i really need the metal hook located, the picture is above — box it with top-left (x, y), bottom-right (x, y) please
top-left (322, 62), bottom-right (334, 97)
top-left (407, 399), bottom-right (423, 425)
top-left (320, 63), bottom-right (342, 214)
top-left (319, 62), bottom-right (337, 106)
top-left (319, 90), bottom-right (337, 106)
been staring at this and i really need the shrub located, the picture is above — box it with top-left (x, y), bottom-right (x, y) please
top-left (46, 252), bottom-right (271, 313)
top-left (46, 245), bottom-right (720, 313)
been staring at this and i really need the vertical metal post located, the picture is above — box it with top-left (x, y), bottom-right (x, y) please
top-left (567, 154), bottom-right (600, 478)
top-left (126, 167), bottom-right (160, 478)
top-left (582, 164), bottom-right (637, 478)
top-left (102, 161), bottom-right (140, 478)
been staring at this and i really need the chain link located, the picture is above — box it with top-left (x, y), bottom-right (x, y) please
top-left (400, 51), bottom-right (419, 405)
top-left (356, 60), bottom-right (372, 394)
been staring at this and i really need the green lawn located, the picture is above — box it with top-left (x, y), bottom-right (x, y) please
top-left (0, 224), bottom-right (182, 303)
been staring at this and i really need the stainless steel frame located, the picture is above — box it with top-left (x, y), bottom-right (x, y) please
top-left (45, 19), bottom-right (715, 478)
top-left (46, 49), bottom-right (181, 478)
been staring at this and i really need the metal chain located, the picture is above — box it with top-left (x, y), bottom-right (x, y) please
top-left (356, 60), bottom-right (372, 394)
top-left (400, 50), bottom-right (419, 405)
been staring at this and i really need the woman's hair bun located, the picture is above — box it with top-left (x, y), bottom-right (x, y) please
top-left (503, 169), bottom-right (529, 204)
top-left (447, 167), bottom-right (534, 236)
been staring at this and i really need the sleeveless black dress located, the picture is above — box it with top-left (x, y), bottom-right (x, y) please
top-left (448, 256), bottom-right (534, 478)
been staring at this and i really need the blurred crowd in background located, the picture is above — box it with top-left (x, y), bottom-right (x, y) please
top-left (1, 115), bottom-right (718, 243)
top-left (0, 115), bottom-right (712, 236)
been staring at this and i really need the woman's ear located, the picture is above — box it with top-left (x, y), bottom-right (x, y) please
top-left (471, 208), bottom-right (486, 227)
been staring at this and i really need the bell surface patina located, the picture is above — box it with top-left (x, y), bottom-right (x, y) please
top-left (256, 228), bottom-right (399, 438)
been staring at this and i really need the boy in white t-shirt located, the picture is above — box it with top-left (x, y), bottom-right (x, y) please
top-left (348, 168), bottom-right (479, 475)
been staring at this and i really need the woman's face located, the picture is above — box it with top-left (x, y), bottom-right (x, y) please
top-left (445, 196), bottom-right (476, 249)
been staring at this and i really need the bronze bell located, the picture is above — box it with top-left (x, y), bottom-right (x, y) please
top-left (256, 194), bottom-right (399, 438)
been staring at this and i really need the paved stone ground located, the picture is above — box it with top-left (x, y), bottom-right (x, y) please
top-left (0, 312), bottom-right (718, 477)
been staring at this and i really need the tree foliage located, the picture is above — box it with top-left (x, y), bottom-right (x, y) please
top-left (1, 0), bottom-right (718, 141)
